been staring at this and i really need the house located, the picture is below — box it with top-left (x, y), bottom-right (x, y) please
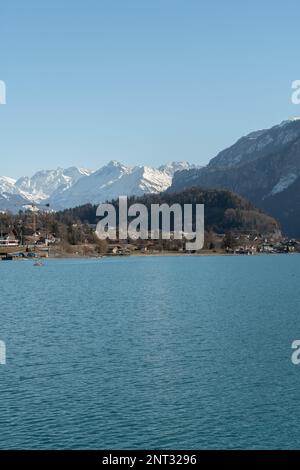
top-left (108, 245), bottom-right (121, 255)
top-left (0, 233), bottom-right (19, 247)
top-left (32, 231), bottom-right (41, 238)
top-left (259, 243), bottom-right (274, 253)
top-left (108, 244), bottom-right (131, 255)
top-left (235, 245), bottom-right (256, 255)
top-left (35, 237), bottom-right (47, 246)
top-left (47, 234), bottom-right (57, 244)
top-left (35, 234), bottom-right (57, 246)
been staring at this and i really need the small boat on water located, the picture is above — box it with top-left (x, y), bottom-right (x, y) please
top-left (33, 261), bottom-right (45, 267)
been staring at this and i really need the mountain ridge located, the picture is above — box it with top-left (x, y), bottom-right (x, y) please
top-left (0, 161), bottom-right (196, 212)
top-left (170, 118), bottom-right (300, 237)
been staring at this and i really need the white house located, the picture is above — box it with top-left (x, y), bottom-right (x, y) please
top-left (0, 234), bottom-right (19, 247)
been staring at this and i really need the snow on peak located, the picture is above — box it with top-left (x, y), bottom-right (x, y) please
top-left (159, 161), bottom-right (196, 176)
top-left (107, 160), bottom-right (123, 167)
top-left (79, 168), bottom-right (94, 176)
top-left (0, 176), bottom-right (17, 194)
top-left (137, 165), bottom-right (172, 193)
top-left (209, 118), bottom-right (300, 169)
top-left (0, 161), bottom-right (195, 211)
top-left (278, 117), bottom-right (300, 128)
top-left (1, 176), bottom-right (16, 185)
top-left (46, 161), bottom-right (199, 209)
top-left (14, 167), bottom-right (91, 203)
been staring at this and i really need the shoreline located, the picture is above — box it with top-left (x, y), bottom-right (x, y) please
top-left (2, 247), bottom-right (299, 262)
top-left (46, 251), bottom-right (299, 260)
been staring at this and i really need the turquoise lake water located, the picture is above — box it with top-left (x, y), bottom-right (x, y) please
top-left (0, 255), bottom-right (300, 449)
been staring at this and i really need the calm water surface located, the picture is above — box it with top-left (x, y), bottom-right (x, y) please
top-left (0, 255), bottom-right (300, 449)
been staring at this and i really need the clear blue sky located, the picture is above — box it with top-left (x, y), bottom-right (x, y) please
top-left (0, 0), bottom-right (300, 178)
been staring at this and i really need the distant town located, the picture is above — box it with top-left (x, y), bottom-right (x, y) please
top-left (0, 187), bottom-right (299, 260)
top-left (0, 223), bottom-right (299, 261)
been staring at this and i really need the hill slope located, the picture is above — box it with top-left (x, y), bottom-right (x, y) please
top-left (57, 187), bottom-right (280, 237)
top-left (170, 119), bottom-right (300, 237)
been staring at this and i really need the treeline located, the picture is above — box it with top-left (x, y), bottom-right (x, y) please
top-left (0, 188), bottom-right (280, 248)
top-left (55, 187), bottom-right (280, 236)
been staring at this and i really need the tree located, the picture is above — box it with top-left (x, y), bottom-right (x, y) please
top-left (222, 232), bottom-right (236, 250)
top-left (94, 238), bottom-right (108, 254)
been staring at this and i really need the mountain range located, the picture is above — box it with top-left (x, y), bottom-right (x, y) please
top-left (0, 161), bottom-right (195, 213)
top-left (2, 118), bottom-right (300, 236)
top-left (170, 118), bottom-right (300, 237)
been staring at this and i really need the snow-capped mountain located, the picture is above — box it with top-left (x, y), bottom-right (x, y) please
top-left (47, 161), bottom-right (194, 209)
top-left (15, 167), bottom-right (92, 203)
top-left (0, 176), bottom-right (17, 194)
top-left (0, 177), bottom-right (31, 213)
top-left (48, 161), bottom-right (130, 209)
top-left (208, 117), bottom-right (300, 169)
top-left (159, 161), bottom-right (196, 175)
top-left (0, 161), bottom-right (195, 212)
top-left (0, 193), bottom-right (30, 213)
top-left (170, 118), bottom-right (300, 236)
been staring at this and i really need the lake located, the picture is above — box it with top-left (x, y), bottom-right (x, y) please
top-left (0, 255), bottom-right (300, 449)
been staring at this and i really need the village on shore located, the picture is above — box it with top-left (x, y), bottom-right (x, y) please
top-left (0, 223), bottom-right (299, 261)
